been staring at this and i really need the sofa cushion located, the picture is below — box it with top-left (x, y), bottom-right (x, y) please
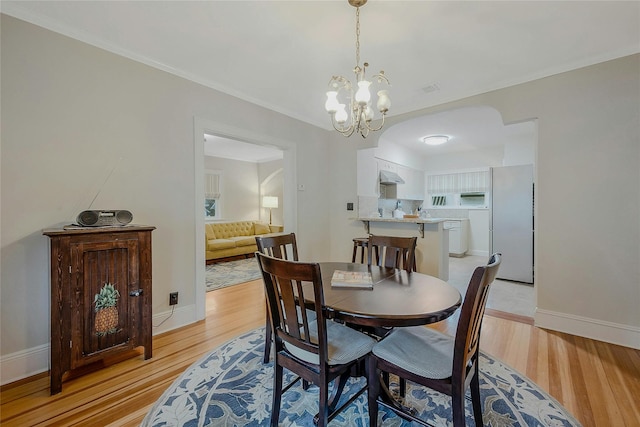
top-left (211, 221), bottom-right (255, 239)
top-left (207, 239), bottom-right (236, 250)
top-left (205, 224), bottom-right (217, 240)
top-left (253, 222), bottom-right (271, 235)
top-left (231, 236), bottom-right (256, 247)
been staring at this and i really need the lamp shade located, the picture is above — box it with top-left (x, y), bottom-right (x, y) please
top-left (262, 196), bottom-right (278, 209)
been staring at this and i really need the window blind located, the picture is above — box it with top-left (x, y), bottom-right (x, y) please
top-left (204, 173), bottom-right (220, 199)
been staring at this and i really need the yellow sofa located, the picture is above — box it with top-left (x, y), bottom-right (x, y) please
top-left (205, 221), bottom-right (284, 262)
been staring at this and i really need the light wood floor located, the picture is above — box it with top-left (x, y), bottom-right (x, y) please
top-left (2, 279), bottom-right (639, 426)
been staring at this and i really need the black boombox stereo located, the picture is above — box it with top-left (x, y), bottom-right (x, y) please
top-left (76, 210), bottom-right (133, 227)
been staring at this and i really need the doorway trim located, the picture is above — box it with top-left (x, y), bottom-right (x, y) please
top-left (193, 117), bottom-right (298, 320)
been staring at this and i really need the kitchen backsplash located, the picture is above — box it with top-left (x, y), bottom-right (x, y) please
top-left (357, 196), bottom-right (422, 218)
top-left (358, 196), bottom-right (484, 219)
top-left (358, 196), bottom-right (379, 218)
top-left (378, 199), bottom-right (422, 218)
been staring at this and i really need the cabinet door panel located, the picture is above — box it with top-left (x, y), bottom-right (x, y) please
top-left (70, 239), bottom-right (139, 368)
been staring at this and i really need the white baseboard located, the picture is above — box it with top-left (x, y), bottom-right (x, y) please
top-left (0, 303), bottom-right (199, 386)
top-left (151, 303), bottom-right (199, 335)
top-left (535, 309), bottom-right (640, 350)
top-left (0, 344), bottom-right (49, 386)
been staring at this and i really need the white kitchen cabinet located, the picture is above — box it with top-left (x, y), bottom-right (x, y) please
top-left (413, 168), bottom-right (425, 199)
top-left (396, 165), bottom-right (409, 199)
top-left (427, 170), bottom-right (489, 194)
top-left (357, 149), bottom-right (380, 197)
top-left (397, 165), bottom-right (425, 200)
top-left (377, 159), bottom-right (397, 174)
top-left (445, 219), bottom-right (469, 257)
top-left (358, 156), bottom-right (425, 201)
top-left (468, 209), bottom-right (490, 257)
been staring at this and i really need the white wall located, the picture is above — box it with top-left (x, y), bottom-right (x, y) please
top-left (0, 15), bottom-right (333, 383)
top-left (204, 156), bottom-right (260, 221)
top-left (422, 146), bottom-right (505, 174)
top-left (258, 160), bottom-right (284, 227)
top-left (375, 139), bottom-right (427, 170)
top-left (503, 121), bottom-right (536, 166)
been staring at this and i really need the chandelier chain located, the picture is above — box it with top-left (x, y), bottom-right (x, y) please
top-left (355, 7), bottom-right (360, 67)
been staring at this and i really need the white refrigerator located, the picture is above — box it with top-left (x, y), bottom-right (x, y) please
top-left (490, 165), bottom-right (534, 284)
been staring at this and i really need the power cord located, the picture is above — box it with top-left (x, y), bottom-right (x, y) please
top-left (153, 305), bottom-right (175, 328)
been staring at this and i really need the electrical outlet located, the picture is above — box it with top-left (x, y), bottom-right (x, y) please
top-left (347, 202), bottom-right (354, 211)
top-left (169, 292), bottom-right (179, 306)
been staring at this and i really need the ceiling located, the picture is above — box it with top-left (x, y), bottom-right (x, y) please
top-left (204, 134), bottom-right (283, 163)
top-left (3, 1), bottom-right (639, 156)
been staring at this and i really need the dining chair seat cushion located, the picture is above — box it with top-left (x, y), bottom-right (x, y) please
top-left (286, 320), bottom-right (376, 366)
top-left (373, 326), bottom-right (454, 380)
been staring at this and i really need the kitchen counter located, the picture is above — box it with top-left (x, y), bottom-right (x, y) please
top-left (355, 217), bottom-right (446, 224)
top-left (352, 217), bottom-right (449, 280)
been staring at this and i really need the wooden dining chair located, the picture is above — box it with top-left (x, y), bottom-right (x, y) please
top-left (364, 235), bottom-right (418, 395)
top-left (352, 237), bottom-right (369, 263)
top-left (366, 235), bottom-right (417, 272)
top-left (255, 252), bottom-right (376, 427)
top-left (255, 233), bottom-right (300, 364)
top-left (367, 253), bottom-right (502, 427)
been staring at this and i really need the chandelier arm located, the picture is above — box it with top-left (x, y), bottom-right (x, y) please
top-left (331, 118), bottom-right (356, 137)
top-left (363, 114), bottom-right (386, 133)
top-left (372, 72), bottom-right (390, 85)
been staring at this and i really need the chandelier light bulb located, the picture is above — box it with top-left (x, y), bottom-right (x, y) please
top-left (355, 80), bottom-right (372, 106)
top-left (377, 90), bottom-right (390, 113)
top-left (325, 91), bottom-right (339, 113)
top-left (335, 104), bottom-right (348, 124)
top-left (364, 105), bottom-right (374, 121)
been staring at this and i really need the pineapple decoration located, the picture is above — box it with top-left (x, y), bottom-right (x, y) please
top-left (94, 283), bottom-right (120, 336)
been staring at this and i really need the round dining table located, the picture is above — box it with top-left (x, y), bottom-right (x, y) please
top-left (307, 262), bottom-right (462, 328)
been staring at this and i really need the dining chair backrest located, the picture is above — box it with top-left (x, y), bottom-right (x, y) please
top-left (255, 252), bottom-right (326, 363)
top-left (453, 252), bottom-right (501, 378)
top-left (367, 235), bottom-right (417, 272)
top-left (255, 232), bottom-right (300, 364)
top-left (255, 233), bottom-right (299, 261)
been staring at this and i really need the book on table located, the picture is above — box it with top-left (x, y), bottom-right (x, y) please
top-left (331, 270), bottom-right (374, 289)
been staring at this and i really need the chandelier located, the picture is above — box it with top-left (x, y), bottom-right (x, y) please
top-left (324, 0), bottom-right (390, 138)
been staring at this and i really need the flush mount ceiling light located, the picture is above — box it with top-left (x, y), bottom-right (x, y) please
top-left (324, 0), bottom-right (390, 138)
top-left (422, 135), bottom-right (450, 146)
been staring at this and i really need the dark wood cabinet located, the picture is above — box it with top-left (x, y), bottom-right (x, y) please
top-left (43, 225), bottom-right (155, 394)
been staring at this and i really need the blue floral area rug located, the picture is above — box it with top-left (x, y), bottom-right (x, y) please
top-left (206, 258), bottom-right (262, 292)
top-left (141, 328), bottom-right (582, 427)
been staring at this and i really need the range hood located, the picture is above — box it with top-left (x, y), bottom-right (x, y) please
top-left (379, 170), bottom-right (405, 184)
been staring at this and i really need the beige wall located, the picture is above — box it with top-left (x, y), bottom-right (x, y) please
top-left (204, 156), bottom-right (260, 221)
top-left (1, 13), bottom-right (638, 384)
top-left (0, 15), bottom-right (334, 382)
top-left (258, 160), bottom-right (285, 227)
top-left (330, 55), bottom-right (640, 347)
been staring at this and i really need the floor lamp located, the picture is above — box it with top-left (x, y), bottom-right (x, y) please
top-left (262, 196), bottom-right (278, 225)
